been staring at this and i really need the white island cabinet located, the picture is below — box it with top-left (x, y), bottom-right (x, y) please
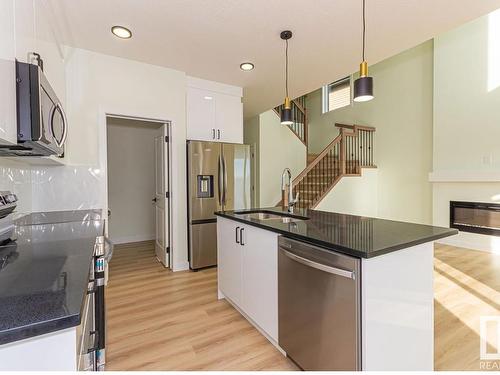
top-left (217, 214), bottom-right (437, 371)
top-left (217, 216), bottom-right (279, 343)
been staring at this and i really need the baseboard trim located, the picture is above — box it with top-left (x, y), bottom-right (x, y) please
top-left (111, 234), bottom-right (155, 245)
top-left (173, 261), bottom-right (190, 272)
top-left (436, 232), bottom-right (500, 254)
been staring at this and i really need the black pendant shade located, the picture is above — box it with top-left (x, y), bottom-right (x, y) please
top-left (281, 106), bottom-right (293, 125)
top-left (353, 76), bottom-right (373, 102)
top-left (353, 0), bottom-right (374, 103)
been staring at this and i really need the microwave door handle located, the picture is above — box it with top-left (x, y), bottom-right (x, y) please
top-left (57, 103), bottom-right (68, 147)
top-left (49, 103), bottom-right (68, 149)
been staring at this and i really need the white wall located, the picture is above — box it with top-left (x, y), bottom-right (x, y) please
top-left (107, 118), bottom-right (161, 244)
top-left (62, 47), bottom-right (188, 270)
top-left (432, 10), bottom-right (500, 252)
top-left (257, 110), bottom-right (306, 207)
top-left (316, 169), bottom-right (379, 217)
top-left (243, 115), bottom-right (260, 207)
top-left (433, 10), bottom-right (500, 174)
top-left (307, 41), bottom-right (434, 224)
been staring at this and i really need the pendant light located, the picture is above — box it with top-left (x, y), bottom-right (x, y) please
top-left (353, 0), bottom-right (374, 102)
top-left (280, 30), bottom-right (293, 125)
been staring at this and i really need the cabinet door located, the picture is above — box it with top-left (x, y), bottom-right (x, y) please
top-left (0, 0), bottom-right (17, 145)
top-left (187, 87), bottom-right (217, 141)
top-left (34, 1), bottom-right (66, 105)
top-left (241, 224), bottom-right (279, 341)
top-left (216, 217), bottom-right (242, 305)
top-left (216, 93), bottom-right (243, 144)
top-left (14, 0), bottom-right (35, 63)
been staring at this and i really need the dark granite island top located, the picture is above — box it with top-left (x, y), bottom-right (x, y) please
top-left (0, 210), bottom-right (104, 345)
top-left (215, 207), bottom-right (457, 259)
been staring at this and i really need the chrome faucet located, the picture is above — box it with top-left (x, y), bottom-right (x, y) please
top-left (281, 168), bottom-right (299, 213)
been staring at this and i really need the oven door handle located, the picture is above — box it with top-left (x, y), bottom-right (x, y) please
top-left (280, 248), bottom-right (355, 279)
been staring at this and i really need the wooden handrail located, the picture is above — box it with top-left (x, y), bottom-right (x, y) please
top-left (292, 132), bottom-right (342, 185)
top-left (335, 123), bottom-right (376, 132)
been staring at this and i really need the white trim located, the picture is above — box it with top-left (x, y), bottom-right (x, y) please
top-left (173, 260), bottom-right (190, 272)
top-left (110, 234), bottom-right (155, 245)
top-left (429, 170), bottom-right (500, 182)
top-left (100, 109), bottom-right (176, 270)
top-left (436, 231), bottom-right (500, 254)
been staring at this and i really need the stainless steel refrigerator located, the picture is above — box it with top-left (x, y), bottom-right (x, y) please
top-left (187, 141), bottom-right (251, 270)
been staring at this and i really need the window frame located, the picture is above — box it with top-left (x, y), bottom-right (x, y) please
top-left (321, 76), bottom-right (352, 114)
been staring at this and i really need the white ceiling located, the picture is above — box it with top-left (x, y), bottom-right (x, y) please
top-left (51, 0), bottom-right (500, 119)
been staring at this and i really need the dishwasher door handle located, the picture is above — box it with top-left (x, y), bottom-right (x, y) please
top-left (281, 248), bottom-right (355, 280)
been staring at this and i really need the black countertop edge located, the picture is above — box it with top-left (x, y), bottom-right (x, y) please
top-left (214, 210), bottom-right (458, 259)
top-left (0, 314), bottom-right (80, 346)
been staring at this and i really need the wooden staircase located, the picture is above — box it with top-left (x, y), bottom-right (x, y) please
top-left (291, 123), bottom-right (376, 210)
top-left (274, 95), bottom-right (308, 149)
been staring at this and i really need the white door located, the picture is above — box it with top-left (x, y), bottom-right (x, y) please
top-left (154, 125), bottom-right (170, 267)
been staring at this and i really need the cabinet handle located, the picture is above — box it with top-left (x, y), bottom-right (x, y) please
top-left (217, 129), bottom-right (221, 139)
top-left (235, 226), bottom-right (240, 244)
top-left (212, 128), bottom-right (216, 139)
top-left (240, 228), bottom-right (245, 246)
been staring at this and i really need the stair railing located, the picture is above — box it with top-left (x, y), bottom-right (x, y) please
top-left (274, 95), bottom-right (308, 147)
top-left (291, 123), bottom-right (375, 210)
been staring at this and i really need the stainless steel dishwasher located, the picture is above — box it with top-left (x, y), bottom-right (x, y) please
top-left (278, 237), bottom-right (361, 371)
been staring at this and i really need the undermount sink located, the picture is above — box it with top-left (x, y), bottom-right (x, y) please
top-left (233, 210), bottom-right (309, 223)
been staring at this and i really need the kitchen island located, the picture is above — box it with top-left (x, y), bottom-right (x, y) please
top-left (215, 208), bottom-right (457, 371)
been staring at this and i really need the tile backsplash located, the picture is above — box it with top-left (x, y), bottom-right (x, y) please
top-left (0, 161), bottom-right (104, 214)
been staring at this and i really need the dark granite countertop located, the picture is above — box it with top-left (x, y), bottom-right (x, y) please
top-left (215, 207), bottom-right (457, 259)
top-left (0, 210), bottom-right (104, 345)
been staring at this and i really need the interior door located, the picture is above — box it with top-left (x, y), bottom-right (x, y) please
top-left (154, 125), bottom-right (170, 267)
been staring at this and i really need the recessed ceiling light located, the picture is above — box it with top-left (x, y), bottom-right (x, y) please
top-left (240, 62), bottom-right (255, 71)
top-left (111, 26), bottom-right (132, 39)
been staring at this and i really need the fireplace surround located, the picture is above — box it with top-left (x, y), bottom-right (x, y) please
top-left (450, 201), bottom-right (500, 236)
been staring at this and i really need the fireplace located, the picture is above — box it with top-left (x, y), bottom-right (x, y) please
top-left (450, 201), bottom-right (500, 236)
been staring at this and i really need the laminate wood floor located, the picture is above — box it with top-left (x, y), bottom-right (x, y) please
top-left (434, 243), bottom-right (500, 371)
top-left (105, 241), bottom-right (500, 371)
top-left (105, 241), bottom-right (297, 371)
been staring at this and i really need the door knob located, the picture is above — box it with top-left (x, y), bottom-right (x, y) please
top-left (152, 197), bottom-right (158, 203)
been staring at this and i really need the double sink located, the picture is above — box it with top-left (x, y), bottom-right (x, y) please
top-left (233, 209), bottom-right (309, 224)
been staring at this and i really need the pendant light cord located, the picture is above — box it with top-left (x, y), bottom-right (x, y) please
top-left (285, 39), bottom-right (289, 97)
top-left (362, 0), bottom-right (366, 62)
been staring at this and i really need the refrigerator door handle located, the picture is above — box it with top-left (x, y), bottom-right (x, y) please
top-left (217, 155), bottom-right (223, 207)
top-left (222, 155), bottom-right (228, 206)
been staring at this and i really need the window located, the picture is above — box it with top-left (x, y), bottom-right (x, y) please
top-left (322, 77), bottom-right (351, 113)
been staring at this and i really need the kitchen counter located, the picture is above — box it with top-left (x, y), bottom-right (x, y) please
top-left (215, 207), bottom-right (457, 258)
top-left (0, 210), bottom-right (104, 345)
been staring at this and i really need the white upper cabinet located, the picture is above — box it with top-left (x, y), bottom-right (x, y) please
top-left (33, 0), bottom-right (66, 105)
top-left (215, 92), bottom-right (243, 144)
top-left (0, 0), bottom-right (17, 145)
top-left (187, 87), bottom-right (217, 141)
top-left (14, 0), bottom-right (35, 64)
top-left (0, 0), bottom-right (67, 147)
top-left (187, 77), bottom-right (243, 143)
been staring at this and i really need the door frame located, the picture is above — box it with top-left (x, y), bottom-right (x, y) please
top-left (102, 113), bottom-right (173, 269)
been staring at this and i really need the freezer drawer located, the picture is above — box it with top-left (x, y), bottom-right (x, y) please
top-left (189, 221), bottom-right (217, 269)
top-left (278, 237), bottom-right (361, 370)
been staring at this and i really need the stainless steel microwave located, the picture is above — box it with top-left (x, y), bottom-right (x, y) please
top-left (0, 60), bottom-right (67, 157)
